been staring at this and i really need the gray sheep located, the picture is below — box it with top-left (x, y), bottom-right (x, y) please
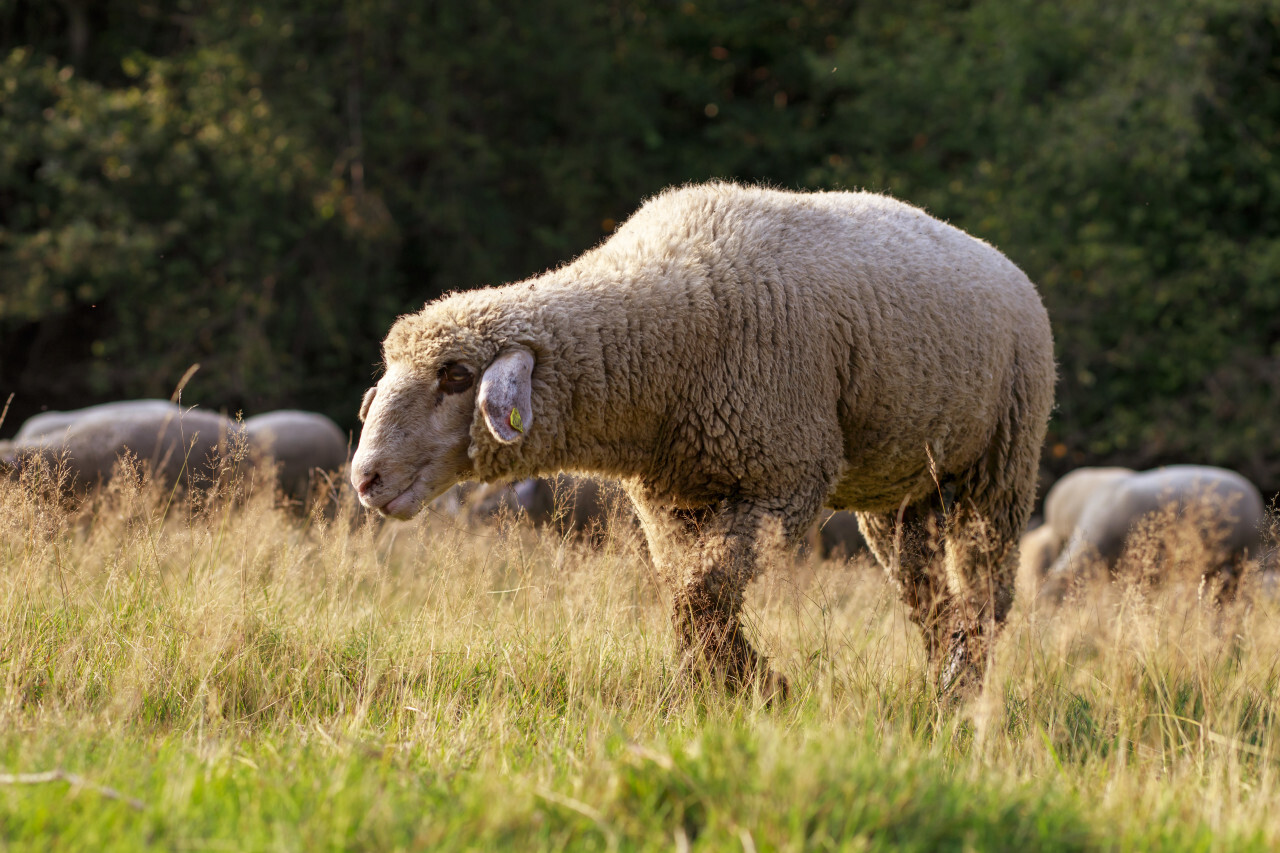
top-left (469, 474), bottom-right (626, 540)
top-left (13, 399), bottom-right (182, 442)
top-left (350, 182), bottom-right (1055, 698)
top-left (3, 401), bottom-right (241, 491)
top-left (1031, 465), bottom-right (1266, 601)
top-left (243, 410), bottom-right (349, 503)
top-left (4, 402), bottom-right (349, 503)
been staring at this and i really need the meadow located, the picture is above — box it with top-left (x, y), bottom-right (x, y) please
top-left (2, 459), bottom-right (1279, 851)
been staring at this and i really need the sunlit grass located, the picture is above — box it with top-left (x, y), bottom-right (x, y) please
top-left (1, 461), bottom-right (1278, 850)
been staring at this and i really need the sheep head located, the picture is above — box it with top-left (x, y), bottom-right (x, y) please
top-left (350, 347), bottom-right (534, 519)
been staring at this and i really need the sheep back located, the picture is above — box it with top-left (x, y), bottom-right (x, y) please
top-left (15, 400), bottom-right (180, 442)
top-left (10, 405), bottom-right (241, 490)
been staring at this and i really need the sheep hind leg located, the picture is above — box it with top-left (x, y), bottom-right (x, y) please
top-left (934, 501), bottom-right (1021, 699)
top-left (857, 503), bottom-right (956, 692)
top-left (668, 503), bottom-right (794, 700)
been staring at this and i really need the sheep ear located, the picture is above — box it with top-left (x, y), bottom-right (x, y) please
top-left (358, 387), bottom-right (377, 423)
top-left (478, 348), bottom-right (534, 444)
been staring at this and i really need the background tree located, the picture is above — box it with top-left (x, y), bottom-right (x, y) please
top-left (1, 0), bottom-right (1277, 492)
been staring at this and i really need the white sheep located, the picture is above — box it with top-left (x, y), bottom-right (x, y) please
top-left (1031, 465), bottom-right (1267, 601)
top-left (350, 182), bottom-right (1056, 697)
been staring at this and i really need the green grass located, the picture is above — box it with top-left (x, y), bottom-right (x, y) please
top-left (1, 468), bottom-right (1278, 850)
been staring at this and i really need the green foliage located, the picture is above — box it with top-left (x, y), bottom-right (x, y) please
top-left (0, 39), bottom-right (398, 419)
top-left (1, 0), bottom-right (1277, 486)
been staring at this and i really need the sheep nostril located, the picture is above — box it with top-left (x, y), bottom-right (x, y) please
top-left (356, 471), bottom-right (381, 496)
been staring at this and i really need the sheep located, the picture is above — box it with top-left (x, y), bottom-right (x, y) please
top-left (13, 399), bottom-right (182, 442)
top-left (468, 474), bottom-right (630, 540)
top-left (243, 410), bottom-right (349, 503)
top-left (5, 403), bottom-right (349, 504)
top-left (1016, 467), bottom-right (1135, 594)
top-left (1041, 467), bottom-right (1136, 558)
top-left (4, 402), bottom-right (243, 491)
top-left (1034, 465), bottom-right (1266, 602)
top-left (350, 182), bottom-right (1056, 698)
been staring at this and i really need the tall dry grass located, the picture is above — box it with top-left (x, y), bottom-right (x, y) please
top-left (2, 456), bottom-right (1279, 848)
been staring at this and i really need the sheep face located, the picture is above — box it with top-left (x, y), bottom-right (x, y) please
top-left (350, 346), bottom-right (535, 520)
top-left (350, 362), bottom-right (477, 519)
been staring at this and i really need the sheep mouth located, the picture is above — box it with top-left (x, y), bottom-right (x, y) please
top-left (377, 464), bottom-right (439, 520)
top-left (380, 480), bottom-right (426, 519)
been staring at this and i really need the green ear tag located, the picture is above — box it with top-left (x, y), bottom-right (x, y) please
top-left (508, 408), bottom-right (524, 433)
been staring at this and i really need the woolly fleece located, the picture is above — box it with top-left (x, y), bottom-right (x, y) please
top-left (352, 182), bottom-right (1056, 695)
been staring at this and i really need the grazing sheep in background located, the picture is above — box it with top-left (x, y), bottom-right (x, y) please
top-left (4, 402), bottom-right (350, 505)
top-left (243, 410), bottom-right (349, 503)
top-left (1033, 465), bottom-right (1266, 601)
top-left (13, 399), bottom-right (183, 442)
top-left (1016, 467), bottom-right (1135, 594)
top-left (469, 474), bottom-right (628, 540)
top-left (1040, 467), bottom-right (1136, 561)
top-left (350, 182), bottom-right (1055, 698)
top-left (3, 402), bottom-right (242, 491)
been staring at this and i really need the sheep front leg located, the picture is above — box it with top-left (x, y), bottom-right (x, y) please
top-left (670, 517), bottom-right (768, 691)
top-left (630, 497), bottom-right (792, 698)
top-left (626, 478), bottom-right (821, 700)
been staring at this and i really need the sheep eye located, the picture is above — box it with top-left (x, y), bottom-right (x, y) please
top-left (438, 362), bottom-right (474, 394)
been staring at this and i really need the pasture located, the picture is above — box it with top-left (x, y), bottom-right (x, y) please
top-left (2, 460), bottom-right (1279, 851)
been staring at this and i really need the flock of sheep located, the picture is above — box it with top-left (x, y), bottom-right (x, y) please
top-left (0, 400), bottom-right (349, 505)
top-left (4, 182), bottom-right (1273, 703)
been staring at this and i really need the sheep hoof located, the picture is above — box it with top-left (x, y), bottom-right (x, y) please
top-left (675, 646), bottom-right (790, 703)
top-left (936, 630), bottom-right (978, 701)
top-left (756, 669), bottom-right (790, 705)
